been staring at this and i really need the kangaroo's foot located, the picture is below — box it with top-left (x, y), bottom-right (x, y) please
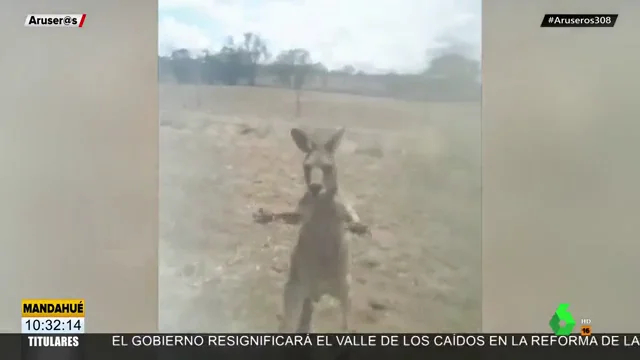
top-left (347, 221), bottom-right (371, 236)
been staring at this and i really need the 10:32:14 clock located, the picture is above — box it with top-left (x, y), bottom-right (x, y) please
top-left (23, 318), bottom-right (83, 332)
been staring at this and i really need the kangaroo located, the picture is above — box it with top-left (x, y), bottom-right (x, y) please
top-left (252, 131), bottom-right (369, 234)
top-left (278, 127), bottom-right (357, 333)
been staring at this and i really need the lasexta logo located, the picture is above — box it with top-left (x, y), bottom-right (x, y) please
top-left (549, 303), bottom-right (576, 336)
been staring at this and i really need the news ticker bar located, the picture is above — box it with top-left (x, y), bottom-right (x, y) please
top-left (13, 334), bottom-right (640, 359)
top-left (540, 14), bottom-right (618, 27)
top-left (15, 334), bottom-right (640, 355)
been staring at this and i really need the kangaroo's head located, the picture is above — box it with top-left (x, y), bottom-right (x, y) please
top-left (290, 127), bottom-right (345, 197)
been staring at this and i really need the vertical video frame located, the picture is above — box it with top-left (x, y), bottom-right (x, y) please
top-left (158, 0), bottom-right (481, 333)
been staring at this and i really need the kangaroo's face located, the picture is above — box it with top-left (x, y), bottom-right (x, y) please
top-left (290, 127), bottom-right (345, 197)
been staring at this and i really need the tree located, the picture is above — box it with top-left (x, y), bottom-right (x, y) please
top-left (423, 37), bottom-right (480, 101)
top-left (272, 49), bottom-right (312, 116)
top-left (272, 50), bottom-right (296, 87)
top-left (426, 53), bottom-right (479, 81)
top-left (272, 49), bottom-right (311, 84)
top-left (239, 32), bottom-right (270, 86)
top-left (341, 65), bottom-right (356, 76)
top-left (423, 53), bottom-right (480, 101)
top-left (218, 45), bottom-right (244, 85)
top-left (291, 50), bottom-right (311, 117)
top-left (338, 65), bottom-right (356, 86)
top-left (312, 62), bottom-right (329, 88)
top-left (170, 49), bottom-right (198, 84)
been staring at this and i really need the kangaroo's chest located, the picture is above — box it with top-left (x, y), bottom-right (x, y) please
top-left (299, 202), bottom-right (345, 233)
top-left (298, 201), bottom-right (348, 256)
top-left (298, 192), bottom-right (347, 224)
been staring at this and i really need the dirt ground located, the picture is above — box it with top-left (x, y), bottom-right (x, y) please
top-left (158, 84), bottom-right (481, 333)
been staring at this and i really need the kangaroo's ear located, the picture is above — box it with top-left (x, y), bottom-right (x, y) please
top-left (324, 127), bottom-right (345, 153)
top-left (291, 128), bottom-right (313, 153)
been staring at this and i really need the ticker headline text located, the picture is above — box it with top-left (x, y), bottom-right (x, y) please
top-left (110, 333), bottom-right (640, 348)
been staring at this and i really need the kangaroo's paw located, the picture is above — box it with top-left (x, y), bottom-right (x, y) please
top-left (347, 221), bottom-right (371, 236)
top-left (277, 211), bottom-right (302, 225)
top-left (252, 208), bottom-right (275, 224)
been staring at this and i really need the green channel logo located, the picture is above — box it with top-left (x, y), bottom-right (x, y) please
top-left (549, 303), bottom-right (576, 335)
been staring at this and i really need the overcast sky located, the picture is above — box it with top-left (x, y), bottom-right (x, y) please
top-left (159, 0), bottom-right (481, 73)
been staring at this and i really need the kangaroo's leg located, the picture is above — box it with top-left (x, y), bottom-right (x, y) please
top-left (331, 277), bottom-right (351, 332)
top-left (280, 277), bottom-right (306, 333)
top-left (296, 298), bottom-right (314, 333)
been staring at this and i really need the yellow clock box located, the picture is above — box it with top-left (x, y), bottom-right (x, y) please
top-left (21, 299), bottom-right (85, 334)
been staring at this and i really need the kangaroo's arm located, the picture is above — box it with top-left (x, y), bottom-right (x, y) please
top-left (337, 198), bottom-right (371, 236)
top-left (341, 202), bottom-right (360, 223)
top-left (252, 208), bottom-right (302, 224)
top-left (337, 197), bottom-right (371, 235)
top-left (253, 193), bottom-right (370, 235)
top-left (275, 211), bottom-right (303, 224)
top-left (344, 208), bottom-right (369, 235)
top-left (252, 193), bottom-right (312, 225)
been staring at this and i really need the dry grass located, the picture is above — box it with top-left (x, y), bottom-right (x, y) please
top-left (159, 84), bottom-right (481, 332)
